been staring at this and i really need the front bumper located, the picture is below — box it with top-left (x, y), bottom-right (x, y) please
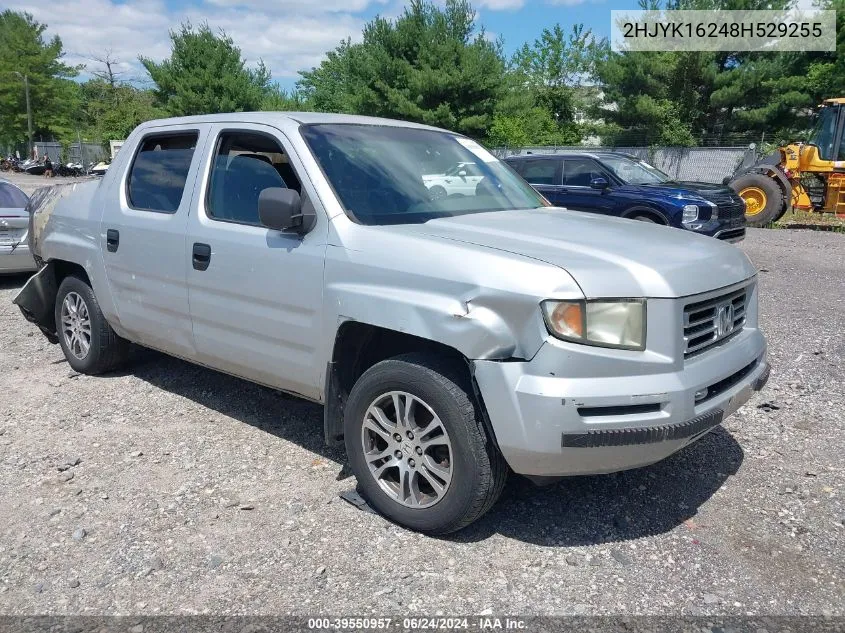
top-left (0, 244), bottom-right (37, 274)
top-left (473, 327), bottom-right (768, 477)
top-left (685, 217), bottom-right (746, 242)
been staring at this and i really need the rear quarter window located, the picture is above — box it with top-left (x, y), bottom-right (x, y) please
top-left (127, 133), bottom-right (199, 213)
top-left (0, 182), bottom-right (29, 208)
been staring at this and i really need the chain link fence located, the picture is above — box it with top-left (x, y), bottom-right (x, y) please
top-left (31, 141), bottom-right (108, 167)
top-left (493, 146), bottom-right (758, 184)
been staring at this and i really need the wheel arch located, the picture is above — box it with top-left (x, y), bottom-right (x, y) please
top-left (323, 321), bottom-right (472, 447)
top-left (621, 205), bottom-right (671, 225)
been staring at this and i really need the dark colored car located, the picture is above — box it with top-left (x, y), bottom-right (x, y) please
top-left (505, 152), bottom-right (747, 242)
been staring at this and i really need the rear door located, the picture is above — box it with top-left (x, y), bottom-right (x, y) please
top-left (184, 123), bottom-right (328, 400)
top-left (514, 158), bottom-right (563, 204)
top-left (560, 157), bottom-right (618, 215)
top-left (100, 127), bottom-right (208, 359)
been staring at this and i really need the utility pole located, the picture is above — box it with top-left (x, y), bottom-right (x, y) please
top-left (9, 71), bottom-right (34, 157)
top-left (22, 74), bottom-right (33, 158)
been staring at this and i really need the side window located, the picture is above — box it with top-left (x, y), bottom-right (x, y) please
top-left (207, 131), bottom-right (302, 226)
top-left (127, 133), bottom-right (198, 213)
top-left (520, 159), bottom-right (559, 185)
top-left (0, 182), bottom-right (28, 208)
top-left (506, 159), bottom-right (525, 176)
top-left (465, 163), bottom-right (483, 177)
top-left (563, 158), bottom-right (606, 187)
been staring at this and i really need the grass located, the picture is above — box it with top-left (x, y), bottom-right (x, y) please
top-left (771, 210), bottom-right (845, 232)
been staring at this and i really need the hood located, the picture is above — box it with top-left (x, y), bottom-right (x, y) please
top-left (402, 208), bottom-right (756, 298)
top-left (636, 181), bottom-right (739, 200)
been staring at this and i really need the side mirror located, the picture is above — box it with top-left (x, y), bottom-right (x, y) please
top-left (259, 188), bottom-right (312, 234)
top-left (457, 169), bottom-right (468, 177)
top-left (590, 177), bottom-right (609, 190)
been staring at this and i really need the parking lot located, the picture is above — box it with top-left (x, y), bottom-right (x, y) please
top-left (0, 173), bottom-right (843, 615)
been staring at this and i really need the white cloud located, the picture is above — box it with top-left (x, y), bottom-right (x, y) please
top-left (8, 0), bottom-right (527, 83)
top-left (6, 0), bottom-right (368, 82)
top-left (475, 0), bottom-right (525, 10)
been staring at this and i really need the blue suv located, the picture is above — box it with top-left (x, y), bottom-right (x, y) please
top-left (504, 152), bottom-right (746, 242)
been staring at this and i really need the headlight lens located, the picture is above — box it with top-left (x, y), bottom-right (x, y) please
top-left (541, 299), bottom-right (646, 350)
top-left (681, 204), bottom-right (699, 223)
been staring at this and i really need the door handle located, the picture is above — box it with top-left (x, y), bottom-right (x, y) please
top-left (106, 229), bottom-right (119, 252)
top-left (192, 243), bottom-right (211, 271)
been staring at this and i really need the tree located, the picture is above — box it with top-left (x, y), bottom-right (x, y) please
top-left (75, 53), bottom-right (164, 144)
top-left (594, 0), bottom-right (814, 146)
top-left (261, 86), bottom-right (309, 111)
top-left (141, 22), bottom-right (273, 116)
top-left (494, 23), bottom-right (607, 146)
top-left (596, 50), bottom-right (710, 145)
top-left (298, 0), bottom-right (506, 138)
top-left (0, 10), bottom-right (79, 151)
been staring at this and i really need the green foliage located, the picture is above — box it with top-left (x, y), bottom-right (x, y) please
top-left (79, 78), bottom-right (164, 143)
top-left (261, 86), bottom-right (309, 111)
top-left (141, 22), bottom-right (274, 116)
top-left (596, 49), bottom-right (714, 146)
top-left (298, 0), bottom-right (505, 138)
top-left (0, 10), bottom-right (79, 148)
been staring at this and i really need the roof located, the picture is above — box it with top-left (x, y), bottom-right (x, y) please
top-left (138, 111), bottom-right (451, 133)
top-left (504, 151), bottom-right (638, 161)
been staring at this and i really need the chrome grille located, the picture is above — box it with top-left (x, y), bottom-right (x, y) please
top-left (683, 287), bottom-right (747, 357)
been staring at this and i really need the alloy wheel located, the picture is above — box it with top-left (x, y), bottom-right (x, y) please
top-left (60, 291), bottom-right (92, 360)
top-left (360, 390), bottom-right (453, 509)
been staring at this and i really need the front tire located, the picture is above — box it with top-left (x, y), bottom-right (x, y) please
top-left (730, 173), bottom-right (785, 226)
top-left (344, 353), bottom-right (507, 534)
top-left (55, 275), bottom-right (129, 374)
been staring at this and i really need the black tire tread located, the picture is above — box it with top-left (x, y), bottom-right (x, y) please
top-left (730, 173), bottom-right (784, 227)
top-left (348, 352), bottom-right (507, 534)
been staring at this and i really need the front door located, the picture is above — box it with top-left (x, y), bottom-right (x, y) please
top-left (560, 157), bottom-right (617, 215)
top-left (100, 127), bottom-right (208, 359)
top-left (185, 124), bottom-right (328, 400)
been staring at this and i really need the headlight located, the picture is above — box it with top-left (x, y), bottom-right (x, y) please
top-left (541, 299), bottom-right (646, 350)
top-left (681, 204), bottom-right (699, 223)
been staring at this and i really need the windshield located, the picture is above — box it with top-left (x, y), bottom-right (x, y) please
top-left (0, 182), bottom-right (28, 208)
top-left (808, 105), bottom-right (839, 160)
top-left (300, 124), bottom-right (545, 225)
top-left (601, 155), bottom-right (671, 185)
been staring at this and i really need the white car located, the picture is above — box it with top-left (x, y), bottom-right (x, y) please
top-left (423, 162), bottom-right (484, 199)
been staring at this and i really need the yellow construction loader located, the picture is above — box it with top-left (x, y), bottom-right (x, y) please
top-left (729, 98), bottom-right (845, 226)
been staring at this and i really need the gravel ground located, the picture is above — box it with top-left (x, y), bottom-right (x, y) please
top-left (0, 184), bottom-right (843, 615)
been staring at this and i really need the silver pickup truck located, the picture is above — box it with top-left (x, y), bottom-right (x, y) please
top-left (15, 113), bottom-right (769, 534)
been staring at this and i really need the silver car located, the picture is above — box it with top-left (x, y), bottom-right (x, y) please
top-left (0, 179), bottom-right (37, 274)
top-left (15, 113), bottom-right (769, 533)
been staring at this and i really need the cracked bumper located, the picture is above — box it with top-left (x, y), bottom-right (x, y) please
top-left (473, 328), bottom-right (768, 477)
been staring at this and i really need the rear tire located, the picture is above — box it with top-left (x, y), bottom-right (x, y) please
top-left (55, 275), bottom-right (130, 374)
top-left (344, 353), bottom-right (507, 534)
top-left (730, 173), bottom-right (784, 227)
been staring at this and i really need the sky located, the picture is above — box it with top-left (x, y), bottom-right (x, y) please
top-left (5, 0), bottom-right (647, 90)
